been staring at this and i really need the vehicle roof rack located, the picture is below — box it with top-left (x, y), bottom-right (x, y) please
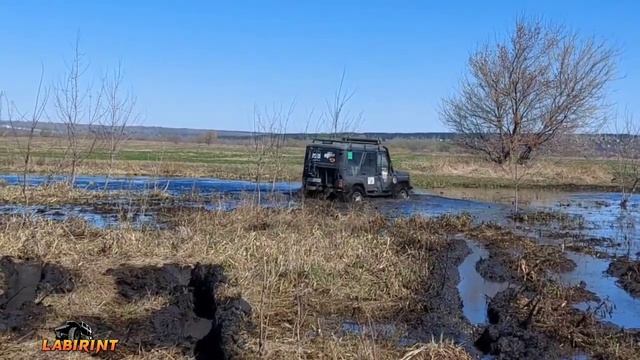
top-left (311, 137), bottom-right (382, 145)
top-left (341, 137), bottom-right (381, 145)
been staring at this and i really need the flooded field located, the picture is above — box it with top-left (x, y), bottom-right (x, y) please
top-left (1, 174), bottom-right (639, 357)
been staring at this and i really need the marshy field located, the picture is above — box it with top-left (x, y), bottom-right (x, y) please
top-left (0, 136), bottom-right (639, 359)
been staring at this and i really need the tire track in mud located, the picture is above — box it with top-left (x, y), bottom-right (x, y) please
top-left (0, 258), bottom-right (250, 359)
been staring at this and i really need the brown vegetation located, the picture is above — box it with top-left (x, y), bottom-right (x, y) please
top-left (0, 204), bottom-right (473, 359)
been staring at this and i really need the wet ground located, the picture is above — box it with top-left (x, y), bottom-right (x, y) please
top-left (2, 174), bottom-right (640, 348)
top-left (456, 237), bottom-right (510, 326)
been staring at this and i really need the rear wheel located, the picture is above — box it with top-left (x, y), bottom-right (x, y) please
top-left (347, 186), bottom-right (364, 202)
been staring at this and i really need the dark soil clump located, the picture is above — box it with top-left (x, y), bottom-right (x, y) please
top-left (476, 255), bottom-right (512, 283)
top-left (607, 258), bottom-right (640, 298)
top-left (104, 263), bottom-right (250, 359)
top-left (0, 256), bottom-right (74, 333)
top-left (474, 289), bottom-right (567, 359)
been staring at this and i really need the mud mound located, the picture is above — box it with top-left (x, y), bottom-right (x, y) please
top-left (105, 263), bottom-right (249, 359)
top-left (476, 256), bottom-right (512, 283)
top-left (474, 289), bottom-right (564, 359)
top-left (105, 263), bottom-right (192, 299)
top-left (607, 258), bottom-right (640, 298)
top-left (0, 256), bottom-right (74, 333)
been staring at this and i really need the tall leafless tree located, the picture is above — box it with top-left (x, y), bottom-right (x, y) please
top-left (441, 18), bottom-right (617, 211)
top-left (55, 36), bottom-right (104, 185)
top-left (100, 63), bottom-right (139, 189)
top-left (6, 67), bottom-right (49, 201)
top-left (325, 70), bottom-right (363, 137)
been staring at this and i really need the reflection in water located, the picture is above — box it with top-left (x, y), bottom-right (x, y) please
top-left (0, 174), bottom-right (300, 228)
top-left (0, 174), bottom-right (300, 195)
top-left (437, 188), bottom-right (640, 258)
top-left (0, 204), bottom-right (160, 229)
top-left (559, 251), bottom-right (640, 329)
top-left (457, 238), bottom-right (509, 325)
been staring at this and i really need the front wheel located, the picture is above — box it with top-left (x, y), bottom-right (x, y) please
top-left (395, 186), bottom-right (410, 199)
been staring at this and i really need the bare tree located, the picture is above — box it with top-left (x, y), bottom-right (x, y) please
top-left (252, 102), bottom-right (294, 203)
top-left (325, 70), bottom-right (363, 137)
top-left (55, 36), bottom-right (104, 185)
top-left (100, 63), bottom-right (138, 188)
top-left (441, 18), bottom-right (616, 211)
top-left (606, 111), bottom-right (640, 208)
top-left (198, 131), bottom-right (217, 146)
top-left (6, 67), bottom-right (49, 201)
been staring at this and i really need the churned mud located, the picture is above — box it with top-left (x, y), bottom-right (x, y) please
top-left (413, 235), bottom-right (476, 346)
top-left (104, 263), bottom-right (251, 359)
top-left (607, 258), bottom-right (640, 298)
top-left (467, 223), bottom-right (576, 282)
top-left (474, 289), bottom-right (566, 359)
top-left (0, 256), bottom-right (74, 333)
top-left (0, 258), bottom-right (250, 359)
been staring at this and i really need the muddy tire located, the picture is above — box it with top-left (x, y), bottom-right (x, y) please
top-left (395, 185), bottom-right (410, 199)
top-left (347, 187), bottom-right (364, 202)
top-left (68, 327), bottom-right (80, 340)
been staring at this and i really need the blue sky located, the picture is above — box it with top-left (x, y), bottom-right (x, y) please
top-left (0, 1), bottom-right (638, 132)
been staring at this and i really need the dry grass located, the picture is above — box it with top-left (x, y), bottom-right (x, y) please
top-left (467, 223), bottom-right (575, 282)
top-left (0, 204), bottom-right (472, 359)
top-left (400, 339), bottom-right (472, 360)
top-left (0, 183), bottom-right (107, 204)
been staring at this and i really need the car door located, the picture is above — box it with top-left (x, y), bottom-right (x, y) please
top-left (377, 150), bottom-right (392, 193)
top-left (361, 151), bottom-right (379, 193)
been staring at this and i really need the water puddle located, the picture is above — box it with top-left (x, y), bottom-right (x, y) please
top-left (0, 204), bottom-right (159, 229)
top-left (377, 194), bottom-right (509, 223)
top-left (558, 251), bottom-right (640, 329)
top-left (438, 188), bottom-right (640, 258)
top-left (457, 238), bottom-right (510, 325)
top-left (0, 174), bottom-right (300, 196)
top-left (0, 174), bottom-right (300, 228)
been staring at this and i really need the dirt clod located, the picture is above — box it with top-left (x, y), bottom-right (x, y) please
top-left (607, 258), bottom-right (640, 298)
top-left (0, 256), bottom-right (74, 333)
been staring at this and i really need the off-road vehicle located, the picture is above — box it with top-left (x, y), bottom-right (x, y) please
top-left (302, 137), bottom-right (412, 201)
top-left (54, 320), bottom-right (94, 340)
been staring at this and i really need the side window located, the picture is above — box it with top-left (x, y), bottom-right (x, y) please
top-left (377, 151), bottom-right (389, 174)
top-left (347, 150), bottom-right (363, 176)
top-left (361, 152), bottom-right (377, 176)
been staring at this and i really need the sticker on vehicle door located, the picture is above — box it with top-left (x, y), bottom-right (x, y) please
top-left (367, 177), bottom-right (375, 185)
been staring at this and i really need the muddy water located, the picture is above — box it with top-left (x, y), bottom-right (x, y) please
top-left (436, 188), bottom-right (640, 329)
top-left (0, 174), bottom-right (299, 195)
top-left (0, 203), bottom-right (158, 229)
top-left (457, 238), bottom-right (510, 325)
top-left (559, 251), bottom-right (640, 329)
top-left (438, 188), bottom-right (640, 257)
top-left (0, 174), bottom-right (299, 228)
